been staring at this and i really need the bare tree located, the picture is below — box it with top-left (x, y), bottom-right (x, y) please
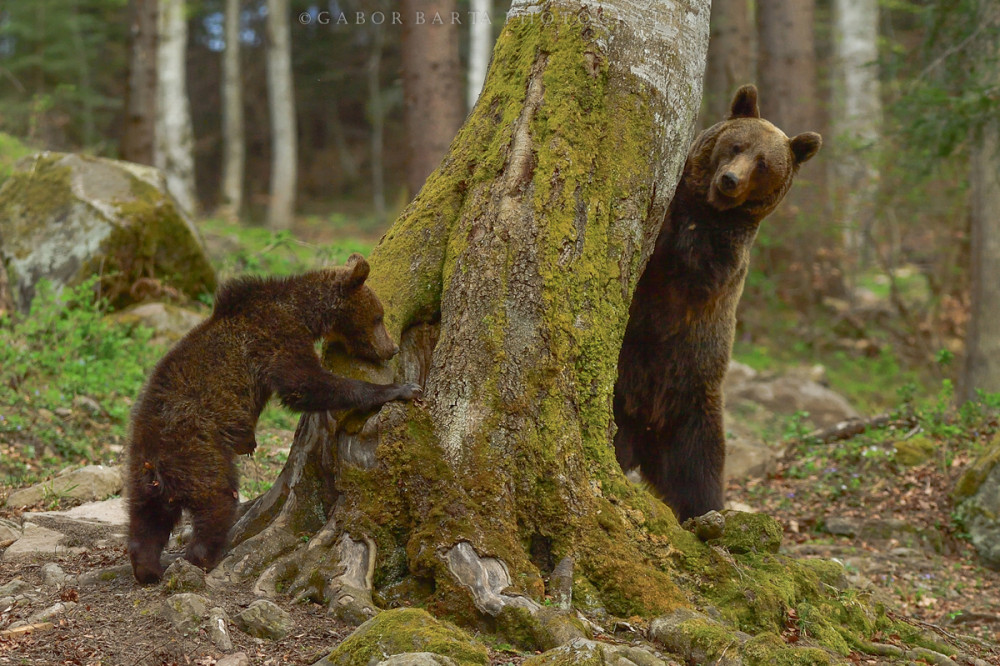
top-left (468, 0), bottom-right (494, 110)
top-left (122, 0), bottom-right (157, 165)
top-left (702, 0), bottom-right (752, 123)
top-left (155, 0), bottom-right (197, 216)
top-left (962, 4), bottom-right (1000, 401)
top-left (757, 0), bottom-right (819, 136)
top-left (266, 0), bottom-right (297, 230)
top-left (833, 0), bottom-right (881, 269)
top-left (367, 9), bottom-right (388, 221)
top-left (218, 0), bottom-right (245, 222)
top-left (756, 0), bottom-right (829, 303)
top-left (400, 0), bottom-right (464, 197)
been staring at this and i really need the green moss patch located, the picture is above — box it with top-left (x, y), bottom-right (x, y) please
top-left (321, 608), bottom-right (489, 666)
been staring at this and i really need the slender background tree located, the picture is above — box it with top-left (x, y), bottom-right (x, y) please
top-left (265, 0), bottom-right (296, 230)
top-left (833, 0), bottom-right (881, 271)
top-left (122, 0), bottom-right (158, 166)
top-left (155, 0), bottom-right (197, 216)
top-left (218, 0), bottom-right (245, 221)
top-left (400, 0), bottom-right (464, 197)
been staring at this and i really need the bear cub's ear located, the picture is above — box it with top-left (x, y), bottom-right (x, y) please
top-left (790, 132), bottom-right (822, 164)
top-left (345, 253), bottom-right (371, 288)
top-left (728, 85), bottom-right (760, 119)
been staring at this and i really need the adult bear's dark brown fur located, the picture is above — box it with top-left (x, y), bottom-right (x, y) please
top-left (126, 254), bottom-right (420, 584)
top-left (614, 85), bottom-right (822, 522)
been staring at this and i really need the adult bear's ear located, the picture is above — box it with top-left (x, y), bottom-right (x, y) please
top-left (728, 85), bottom-right (760, 119)
top-left (345, 253), bottom-right (370, 288)
top-left (790, 132), bottom-right (822, 164)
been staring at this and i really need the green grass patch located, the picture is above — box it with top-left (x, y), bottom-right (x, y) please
top-left (199, 217), bottom-right (375, 280)
top-left (0, 278), bottom-right (165, 484)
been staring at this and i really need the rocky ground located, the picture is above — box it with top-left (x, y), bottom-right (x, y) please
top-left (3, 366), bottom-right (1000, 665)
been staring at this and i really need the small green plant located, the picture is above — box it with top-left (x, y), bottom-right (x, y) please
top-left (41, 482), bottom-right (79, 509)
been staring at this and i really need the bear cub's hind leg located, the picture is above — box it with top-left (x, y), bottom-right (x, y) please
top-left (128, 495), bottom-right (181, 585)
top-left (185, 487), bottom-right (238, 572)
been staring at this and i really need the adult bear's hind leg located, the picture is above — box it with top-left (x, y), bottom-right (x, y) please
top-left (644, 399), bottom-right (726, 523)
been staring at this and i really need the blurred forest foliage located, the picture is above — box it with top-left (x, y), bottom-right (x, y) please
top-left (0, 0), bottom-right (997, 406)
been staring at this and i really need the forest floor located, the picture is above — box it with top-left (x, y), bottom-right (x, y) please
top-left (2, 417), bottom-right (1000, 665)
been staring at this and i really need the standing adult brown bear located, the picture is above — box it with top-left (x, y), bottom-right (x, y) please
top-left (614, 85), bottom-right (822, 522)
top-left (126, 254), bottom-right (420, 584)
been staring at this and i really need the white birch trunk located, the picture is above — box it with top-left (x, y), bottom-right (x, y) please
top-left (468, 0), bottom-right (493, 110)
top-left (219, 0), bottom-right (245, 221)
top-left (833, 0), bottom-right (881, 267)
top-left (266, 0), bottom-right (297, 230)
top-left (154, 0), bottom-right (197, 217)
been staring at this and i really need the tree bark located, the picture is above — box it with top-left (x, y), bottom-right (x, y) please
top-left (218, 0), bottom-right (245, 222)
top-left (265, 0), bottom-right (297, 230)
top-left (468, 0), bottom-right (494, 110)
top-left (702, 0), bottom-right (752, 124)
top-left (214, 0), bottom-right (711, 627)
top-left (154, 0), bottom-right (197, 216)
top-left (833, 0), bottom-right (881, 270)
top-left (400, 0), bottom-right (465, 197)
top-left (962, 5), bottom-right (1000, 402)
top-left (756, 0), bottom-right (830, 305)
top-left (122, 0), bottom-right (157, 165)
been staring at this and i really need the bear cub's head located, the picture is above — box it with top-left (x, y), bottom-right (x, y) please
top-left (701, 85), bottom-right (822, 216)
top-left (324, 253), bottom-right (399, 363)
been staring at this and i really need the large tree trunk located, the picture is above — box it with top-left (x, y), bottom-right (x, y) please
top-left (218, 0), bottom-right (245, 222)
top-left (207, 1), bottom-right (926, 658)
top-left (702, 0), bottom-right (753, 124)
top-left (122, 0), bottom-right (157, 165)
top-left (400, 0), bottom-right (464, 197)
top-left (833, 0), bottom-right (881, 271)
top-left (216, 0), bottom-right (709, 620)
top-left (154, 0), bottom-right (197, 216)
top-left (962, 5), bottom-right (1000, 402)
top-left (265, 0), bottom-right (297, 230)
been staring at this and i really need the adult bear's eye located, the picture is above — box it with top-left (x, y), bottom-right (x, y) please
top-left (756, 157), bottom-right (767, 172)
top-left (731, 144), bottom-right (742, 155)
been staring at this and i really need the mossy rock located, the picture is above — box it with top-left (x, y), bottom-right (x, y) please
top-left (317, 608), bottom-right (489, 666)
top-left (954, 436), bottom-right (1000, 567)
top-left (0, 152), bottom-right (216, 313)
top-left (893, 435), bottom-right (937, 467)
top-left (718, 511), bottom-right (783, 554)
top-left (954, 436), bottom-right (1000, 500)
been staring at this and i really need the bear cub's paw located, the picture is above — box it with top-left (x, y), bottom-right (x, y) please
top-left (396, 383), bottom-right (423, 401)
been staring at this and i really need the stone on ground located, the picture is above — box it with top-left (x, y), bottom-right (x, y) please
top-left (233, 599), bottom-right (294, 641)
top-left (5, 465), bottom-right (122, 508)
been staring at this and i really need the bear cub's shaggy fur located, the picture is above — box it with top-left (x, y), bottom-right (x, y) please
top-left (614, 85), bottom-right (822, 522)
top-left (126, 254), bottom-right (419, 584)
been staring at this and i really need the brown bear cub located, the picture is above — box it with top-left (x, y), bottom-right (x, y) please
top-left (126, 254), bottom-right (420, 584)
top-left (614, 85), bottom-right (821, 522)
